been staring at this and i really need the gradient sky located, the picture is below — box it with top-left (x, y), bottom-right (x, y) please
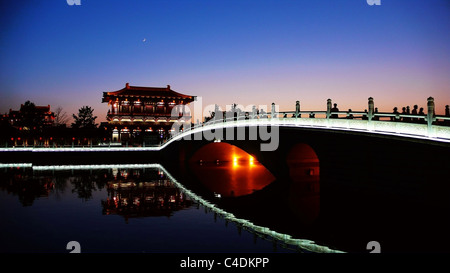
top-left (1, 0), bottom-right (449, 123)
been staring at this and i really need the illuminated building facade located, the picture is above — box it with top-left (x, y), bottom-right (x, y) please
top-left (102, 83), bottom-right (195, 143)
top-left (101, 168), bottom-right (193, 221)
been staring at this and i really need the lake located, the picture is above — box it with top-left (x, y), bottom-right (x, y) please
top-left (0, 163), bottom-right (333, 253)
top-left (1, 157), bottom-right (449, 253)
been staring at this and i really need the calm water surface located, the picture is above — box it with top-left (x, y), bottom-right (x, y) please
top-left (2, 155), bottom-right (449, 253)
top-left (0, 165), bottom-right (307, 253)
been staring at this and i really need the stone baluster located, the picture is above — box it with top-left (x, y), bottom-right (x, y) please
top-left (368, 97), bottom-right (374, 122)
top-left (326, 99), bottom-right (332, 119)
top-left (271, 103), bottom-right (276, 119)
top-left (427, 97), bottom-right (435, 136)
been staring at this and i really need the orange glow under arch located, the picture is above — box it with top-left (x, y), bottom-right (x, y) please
top-left (188, 142), bottom-right (275, 197)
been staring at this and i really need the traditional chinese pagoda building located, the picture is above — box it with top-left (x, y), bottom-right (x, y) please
top-left (102, 83), bottom-right (195, 143)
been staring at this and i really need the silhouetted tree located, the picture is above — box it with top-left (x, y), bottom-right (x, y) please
top-left (54, 106), bottom-right (69, 126)
top-left (72, 106), bottom-right (98, 129)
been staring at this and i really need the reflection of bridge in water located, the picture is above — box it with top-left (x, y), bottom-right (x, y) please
top-left (3, 163), bottom-right (342, 253)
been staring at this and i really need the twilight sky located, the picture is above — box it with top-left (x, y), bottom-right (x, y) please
top-left (1, 0), bottom-right (449, 123)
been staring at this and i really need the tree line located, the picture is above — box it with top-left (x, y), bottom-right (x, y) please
top-left (0, 101), bottom-right (106, 146)
top-left (5, 101), bottom-right (98, 129)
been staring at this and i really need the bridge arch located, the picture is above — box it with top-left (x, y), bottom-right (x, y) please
top-left (187, 142), bottom-right (276, 197)
top-left (189, 142), bottom-right (257, 164)
top-left (286, 143), bottom-right (320, 191)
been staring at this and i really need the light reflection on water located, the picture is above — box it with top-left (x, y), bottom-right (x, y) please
top-left (0, 164), bottom-right (338, 253)
top-left (187, 141), bottom-right (321, 228)
top-left (187, 141), bottom-right (276, 197)
top-left (189, 161), bottom-right (275, 197)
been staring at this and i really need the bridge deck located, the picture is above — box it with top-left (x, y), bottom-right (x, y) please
top-left (166, 117), bottom-right (450, 147)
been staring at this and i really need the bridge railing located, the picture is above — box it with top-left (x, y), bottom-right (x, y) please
top-left (275, 110), bottom-right (450, 123)
top-left (167, 97), bottom-right (450, 143)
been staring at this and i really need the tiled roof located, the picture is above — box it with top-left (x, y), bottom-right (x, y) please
top-left (103, 83), bottom-right (195, 101)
